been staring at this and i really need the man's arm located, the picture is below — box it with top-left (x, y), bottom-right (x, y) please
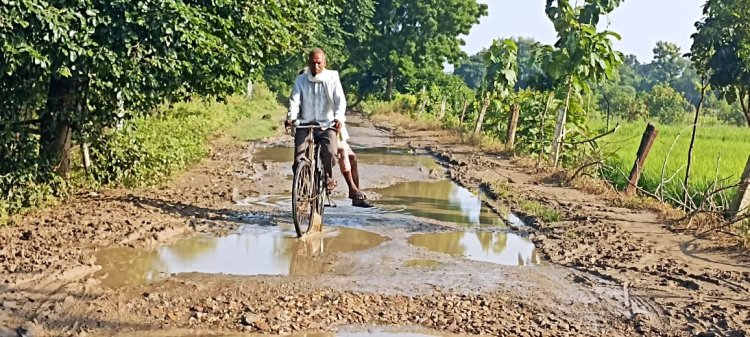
top-left (287, 76), bottom-right (303, 121)
top-left (332, 72), bottom-right (346, 123)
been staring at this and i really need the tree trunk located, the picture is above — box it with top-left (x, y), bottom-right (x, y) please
top-left (473, 99), bottom-right (490, 135)
top-left (506, 104), bottom-right (520, 151)
top-left (537, 91), bottom-right (554, 166)
top-left (41, 75), bottom-right (75, 178)
top-left (459, 99), bottom-right (469, 127)
top-left (602, 92), bottom-right (611, 129)
top-left (742, 91), bottom-right (750, 127)
top-left (683, 80), bottom-right (708, 208)
top-left (439, 96), bottom-right (447, 119)
top-left (386, 69), bottom-right (394, 100)
top-left (550, 79), bottom-right (573, 167)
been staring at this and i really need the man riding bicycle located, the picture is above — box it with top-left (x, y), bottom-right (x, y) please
top-left (284, 48), bottom-right (346, 192)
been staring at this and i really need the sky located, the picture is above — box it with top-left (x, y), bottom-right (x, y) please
top-left (462, 0), bottom-right (706, 63)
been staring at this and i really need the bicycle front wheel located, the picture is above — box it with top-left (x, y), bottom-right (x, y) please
top-left (292, 160), bottom-right (314, 237)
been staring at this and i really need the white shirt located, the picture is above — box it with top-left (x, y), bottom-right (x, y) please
top-left (287, 69), bottom-right (346, 127)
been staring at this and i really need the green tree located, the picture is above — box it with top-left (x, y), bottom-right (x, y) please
top-left (454, 54), bottom-right (487, 90)
top-left (349, 0), bottom-right (488, 99)
top-left (649, 41), bottom-right (689, 84)
top-left (645, 84), bottom-right (690, 124)
top-left (473, 38), bottom-right (518, 135)
top-left (1, 1), bottom-right (326, 179)
top-left (600, 84), bottom-right (647, 122)
top-left (543, 0), bottom-right (624, 166)
top-left (691, 0), bottom-right (750, 127)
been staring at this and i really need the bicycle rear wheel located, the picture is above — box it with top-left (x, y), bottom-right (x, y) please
top-left (292, 161), bottom-right (314, 237)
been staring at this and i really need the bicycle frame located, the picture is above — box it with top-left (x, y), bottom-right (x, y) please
top-left (291, 124), bottom-right (332, 237)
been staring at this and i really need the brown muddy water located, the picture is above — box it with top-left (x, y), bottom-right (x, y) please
top-left (238, 180), bottom-right (522, 228)
top-left (93, 226), bottom-right (388, 288)
top-left (408, 231), bottom-right (540, 266)
top-left (370, 180), bottom-right (511, 227)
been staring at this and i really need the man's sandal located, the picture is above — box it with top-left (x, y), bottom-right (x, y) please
top-left (351, 191), bottom-right (373, 208)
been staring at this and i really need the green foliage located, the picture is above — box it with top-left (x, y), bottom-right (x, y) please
top-left (691, 0), bottom-right (750, 127)
top-left (650, 41), bottom-right (690, 84)
top-left (0, 85), bottom-right (282, 216)
top-left (88, 89), bottom-right (278, 187)
top-left (484, 39), bottom-right (519, 98)
top-left (520, 200), bottom-right (562, 223)
top-left (513, 90), bottom-right (560, 156)
top-left (348, 0), bottom-right (488, 98)
top-left (0, 0), bottom-right (325, 193)
top-left (599, 84), bottom-right (648, 122)
top-left (645, 84), bottom-right (690, 124)
top-left (454, 54), bottom-right (486, 90)
top-left (543, 0), bottom-right (624, 93)
top-left (361, 94), bottom-right (417, 116)
top-left (408, 70), bottom-right (474, 119)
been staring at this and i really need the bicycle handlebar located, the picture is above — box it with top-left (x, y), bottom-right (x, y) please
top-left (293, 124), bottom-right (327, 130)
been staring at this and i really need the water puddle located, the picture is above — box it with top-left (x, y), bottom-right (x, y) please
top-left (408, 231), bottom-right (539, 266)
top-left (404, 259), bottom-right (441, 268)
top-left (235, 194), bottom-right (289, 208)
top-left (252, 146), bottom-right (441, 171)
top-left (94, 227), bottom-right (388, 288)
top-left (281, 332), bottom-right (444, 337)
top-left (371, 180), bottom-right (514, 226)
top-left (253, 146), bottom-right (293, 163)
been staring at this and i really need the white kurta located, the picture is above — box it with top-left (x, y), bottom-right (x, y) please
top-left (287, 69), bottom-right (346, 128)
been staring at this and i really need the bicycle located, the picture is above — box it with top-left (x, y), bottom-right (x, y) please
top-left (290, 123), bottom-right (335, 238)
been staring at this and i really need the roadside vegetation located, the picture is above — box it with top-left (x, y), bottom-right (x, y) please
top-left (2, 0), bottom-right (748, 240)
top-left (1, 85), bottom-right (282, 219)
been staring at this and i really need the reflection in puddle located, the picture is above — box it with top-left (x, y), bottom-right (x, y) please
top-left (236, 194), bottom-right (289, 208)
top-left (253, 146), bottom-right (293, 163)
top-left (508, 212), bottom-right (524, 226)
top-left (404, 259), bottom-right (441, 268)
top-left (408, 232), bottom-right (539, 266)
top-left (94, 227), bottom-right (388, 288)
top-left (253, 146), bottom-right (441, 171)
top-left (372, 180), bottom-right (508, 226)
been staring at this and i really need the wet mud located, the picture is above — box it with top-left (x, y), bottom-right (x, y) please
top-left (1, 113), bottom-right (748, 336)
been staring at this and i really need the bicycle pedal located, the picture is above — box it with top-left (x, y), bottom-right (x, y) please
top-left (325, 194), bottom-right (337, 208)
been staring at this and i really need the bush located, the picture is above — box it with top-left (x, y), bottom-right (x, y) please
top-left (0, 83), bottom-right (284, 217)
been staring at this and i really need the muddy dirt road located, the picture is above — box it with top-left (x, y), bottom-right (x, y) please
top-left (1, 114), bottom-right (748, 337)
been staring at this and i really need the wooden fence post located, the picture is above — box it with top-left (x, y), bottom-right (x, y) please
top-left (417, 99), bottom-right (427, 118)
top-left (459, 99), bottom-right (469, 127)
top-left (506, 104), bottom-right (520, 150)
top-left (548, 108), bottom-right (567, 166)
top-left (439, 96), bottom-right (447, 119)
top-left (81, 143), bottom-right (91, 172)
top-left (473, 99), bottom-right (490, 135)
top-left (625, 123), bottom-right (658, 195)
top-left (729, 155), bottom-right (750, 218)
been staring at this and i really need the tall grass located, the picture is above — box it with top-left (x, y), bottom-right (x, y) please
top-left (595, 120), bottom-right (750, 206)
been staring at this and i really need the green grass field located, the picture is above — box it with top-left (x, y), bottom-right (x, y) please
top-left (594, 121), bottom-right (750, 206)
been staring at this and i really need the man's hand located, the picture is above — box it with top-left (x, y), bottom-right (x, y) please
top-left (284, 119), bottom-right (295, 133)
top-left (332, 119), bottom-right (342, 132)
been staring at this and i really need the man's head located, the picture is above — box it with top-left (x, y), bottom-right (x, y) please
top-left (307, 48), bottom-right (327, 76)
